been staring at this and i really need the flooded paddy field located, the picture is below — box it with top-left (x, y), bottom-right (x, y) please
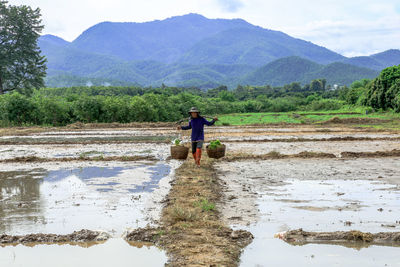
top-left (1, 124), bottom-right (400, 266)
top-left (0, 161), bottom-right (179, 235)
top-left (217, 158), bottom-right (400, 267)
top-left (0, 126), bottom-right (185, 266)
top-left (0, 239), bottom-right (167, 267)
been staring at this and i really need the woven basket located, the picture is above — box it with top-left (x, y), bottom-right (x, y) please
top-left (206, 144), bottom-right (226, 159)
top-left (170, 145), bottom-right (189, 160)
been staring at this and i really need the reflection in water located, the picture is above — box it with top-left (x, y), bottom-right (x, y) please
top-left (128, 164), bottom-right (171, 193)
top-left (239, 179), bottom-right (400, 267)
top-left (46, 167), bottom-right (130, 182)
top-left (0, 170), bottom-right (46, 233)
top-left (0, 238), bottom-right (167, 267)
top-left (0, 163), bottom-right (171, 235)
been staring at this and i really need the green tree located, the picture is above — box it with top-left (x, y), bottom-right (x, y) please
top-left (365, 65), bottom-right (400, 111)
top-left (0, 1), bottom-right (46, 95)
top-left (310, 79), bottom-right (323, 91)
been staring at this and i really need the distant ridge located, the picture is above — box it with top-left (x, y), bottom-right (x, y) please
top-left (39, 14), bottom-right (398, 88)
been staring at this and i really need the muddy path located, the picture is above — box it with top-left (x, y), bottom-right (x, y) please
top-left (125, 158), bottom-right (253, 266)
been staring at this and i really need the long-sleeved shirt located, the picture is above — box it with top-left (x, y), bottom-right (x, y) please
top-left (181, 117), bottom-right (216, 141)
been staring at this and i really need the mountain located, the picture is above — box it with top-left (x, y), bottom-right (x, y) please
top-left (341, 49), bottom-right (400, 70)
top-left (240, 57), bottom-right (380, 86)
top-left (71, 14), bottom-right (253, 63)
top-left (39, 34), bottom-right (70, 47)
top-left (179, 27), bottom-right (344, 66)
top-left (38, 14), bottom-right (398, 88)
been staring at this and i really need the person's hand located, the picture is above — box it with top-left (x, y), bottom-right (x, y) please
top-left (214, 117), bottom-right (218, 121)
top-left (177, 126), bottom-right (182, 130)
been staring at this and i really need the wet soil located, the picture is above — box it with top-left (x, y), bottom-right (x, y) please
top-left (0, 230), bottom-right (110, 245)
top-left (125, 158), bottom-right (254, 266)
top-left (1, 124), bottom-right (400, 266)
top-left (216, 158), bottom-right (400, 266)
top-left (279, 229), bottom-right (400, 246)
top-left (0, 155), bottom-right (156, 163)
top-left (228, 140), bottom-right (400, 157)
top-left (0, 161), bottom-right (179, 235)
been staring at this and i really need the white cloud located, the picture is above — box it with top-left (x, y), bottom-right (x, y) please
top-left (6, 0), bottom-right (400, 56)
top-left (215, 0), bottom-right (244, 12)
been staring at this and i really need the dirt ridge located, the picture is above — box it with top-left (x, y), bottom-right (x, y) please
top-left (278, 229), bottom-right (400, 247)
top-left (0, 155), bottom-right (156, 163)
top-left (224, 149), bottom-right (400, 161)
top-left (125, 157), bottom-right (253, 266)
top-left (0, 230), bottom-right (110, 246)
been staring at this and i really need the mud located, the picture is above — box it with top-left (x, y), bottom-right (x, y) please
top-left (223, 136), bottom-right (400, 142)
top-left (224, 151), bottom-right (337, 161)
top-left (125, 158), bottom-right (254, 266)
top-left (224, 149), bottom-right (400, 161)
top-left (216, 158), bottom-right (400, 266)
top-left (0, 143), bottom-right (170, 161)
top-left (279, 229), bottom-right (400, 246)
top-left (0, 155), bottom-right (156, 163)
top-left (341, 149), bottom-right (400, 158)
top-left (228, 139), bottom-right (400, 157)
top-left (0, 161), bottom-right (180, 235)
top-left (321, 117), bottom-right (390, 124)
top-left (0, 230), bottom-right (110, 245)
top-left (2, 124), bottom-right (400, 265)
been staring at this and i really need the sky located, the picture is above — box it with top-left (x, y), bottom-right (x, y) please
top-left (7, 0), bottom-right (400, 57)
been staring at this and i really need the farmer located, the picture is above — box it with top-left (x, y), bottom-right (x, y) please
top-left (177, 107), bottom-right (218, 166)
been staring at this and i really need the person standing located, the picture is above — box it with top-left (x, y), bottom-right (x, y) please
top-left (177, 107), bottom-right (218, 166)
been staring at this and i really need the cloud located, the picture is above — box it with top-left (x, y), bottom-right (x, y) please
top-left (215, 0), bottom-right (244, 12)
top-left (6, 0), bottom-right (400, 56)
top-left (284, 16), bottom-right (400, 56)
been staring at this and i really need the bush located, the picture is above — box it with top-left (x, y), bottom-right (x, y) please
top-left (0, 93), bottom-right (38, 125)
top-left (306, 99), bottom-right (344, 111)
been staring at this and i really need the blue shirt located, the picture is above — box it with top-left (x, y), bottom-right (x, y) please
top-left (182, 117), bottom-right (215, 141)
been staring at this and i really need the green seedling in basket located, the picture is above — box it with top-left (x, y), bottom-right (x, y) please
top-left (174, 139), bottom-right (182, 146)
top-left (208, 139), bottom-right (223, 149)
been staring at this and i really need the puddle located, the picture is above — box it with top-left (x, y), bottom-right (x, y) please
top-left (0, 238), bottom-right (166, 267)
top-left (0, 162), bottom-right (178, 235)
top-left (216, 159), bottom-right (400, 267)
top-left (240, 180), bottom-right (400, 266)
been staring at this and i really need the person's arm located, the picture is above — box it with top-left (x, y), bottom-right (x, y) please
top-left (203, 117), bottom-right (218, 126)
top-left (180, 120), bottom-right (192, 130)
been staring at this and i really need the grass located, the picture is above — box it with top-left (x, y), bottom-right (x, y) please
top-left (215, 109), bottom-right (400, 126)
top-left (79, 151), bottom-right (103, 158)
top-left (171, 206), bottom-right (199, 222)
top-left (195, 198), bottom-right (216, 212)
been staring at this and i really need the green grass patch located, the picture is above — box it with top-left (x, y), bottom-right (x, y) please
top-left (215, 110), bottom-right (400, 126)
top-left (195, 198), bottom-right (216, 212)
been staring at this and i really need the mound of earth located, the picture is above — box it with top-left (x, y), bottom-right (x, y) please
top-left (0, 230), bottom-right (110, 245)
